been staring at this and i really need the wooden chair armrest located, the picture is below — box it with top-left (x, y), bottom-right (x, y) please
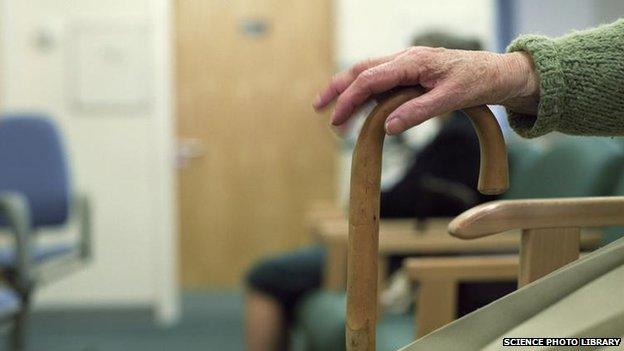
top-left (449, 196), bottom-right (624, 287)
top-left (316, 215), bottom-right (601, 290)
top-left (315, 217), bottom-right (601, 252)
top-left (449, 196), bottom-right (624, 239)
top-left (404, 255), bottom-right (519, 281)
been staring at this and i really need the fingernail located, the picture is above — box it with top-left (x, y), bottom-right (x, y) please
top-left (385, 116), bottom-right (401, 135)
top-left (313, 94), bottom-right (322, 109)
top-left (330, 111), bottom-right (340, 125)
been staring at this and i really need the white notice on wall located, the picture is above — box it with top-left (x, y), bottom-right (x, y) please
top-left (67, 20), bottom-right (152, 111)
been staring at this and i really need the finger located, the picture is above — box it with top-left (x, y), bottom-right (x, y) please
top-left (331, 59), bottom-right (418, 125)
top-left (313, 51), bottom-right (406, 110)
top-left (385, 87), bottom-right (458, 135)
top-left (314, 55), bottom-right (397, 110)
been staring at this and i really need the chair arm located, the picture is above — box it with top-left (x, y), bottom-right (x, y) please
top-left (449, 196), bottom-right (624, 239)
top-left (316, 217), bottom-right (600, 254)
top-left (404, 255), bottom-right (518, 337)
top-left (404, 255), bottom-right (519, 282)
top-left (316, 216), bottom-right (601, 290)
top-left (71, 193), bottom-right (92, 261)
top-left (450, 196), bottom-right (624, 286)
top-left (0, 192), bottom-right (33, 292)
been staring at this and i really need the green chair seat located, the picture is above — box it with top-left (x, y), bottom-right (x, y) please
top-left (294, 290), bottom-right (414, 351)
top-left (295, 291), bottom-right (346, 351)
top-left (376, 312), bottom-right (415, 351)
top-left (505, 139), bottom-right (544, 194)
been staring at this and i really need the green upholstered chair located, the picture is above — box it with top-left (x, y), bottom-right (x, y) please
top-left (403, 136), bottom-right (623, 338)
top-left (400, 152), bottom-right (624, 351)
top-left (504, 139), bottom-right (544, 197)
top-left (504, 136), bottom-right (624, 199)
top-left (295, 291), bottom-right (414, 351)
top-left (293, 136), bottom-right (624, 351)
top-left (400, 195), bottom-right (624, 350)
top-left (291, 140), bottom-right (539, 351)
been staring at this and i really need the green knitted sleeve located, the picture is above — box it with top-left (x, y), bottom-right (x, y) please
top-left (506, 19), bottom-right (624, 138)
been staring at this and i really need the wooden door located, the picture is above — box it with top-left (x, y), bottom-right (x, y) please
top-left (175, 0), bottom-right (335, 288)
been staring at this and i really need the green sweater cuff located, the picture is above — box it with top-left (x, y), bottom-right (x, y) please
top-left (505, 19), bottom-right (624, 138)
top-left (506, 35), bottom-right (566, 138)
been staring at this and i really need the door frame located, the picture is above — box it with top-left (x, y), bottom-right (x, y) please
top-left (151, 0), bottom-right (180, 326)
top-left (0, 0), bottom-right (12, 106)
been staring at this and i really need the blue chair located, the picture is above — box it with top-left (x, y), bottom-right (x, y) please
top-left (0, 114), bottom-right (91, 350)
top-left (0, 287), bottom-right (19, 324)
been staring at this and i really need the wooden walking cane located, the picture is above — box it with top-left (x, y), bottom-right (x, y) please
top-left (346, 87), bottom-right (509, 350)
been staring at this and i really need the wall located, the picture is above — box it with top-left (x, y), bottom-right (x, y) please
top-left (335, 0), bottom-right (495, 69)
top-left (504, 0), bottom-right (624, 40)
top-left (0, 0), bottom-right (178, 324)
top-left (515, 0), bottom-right (596, 37)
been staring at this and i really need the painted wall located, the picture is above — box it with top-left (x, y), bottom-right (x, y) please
top-left (335, 0), bottom-right (495, 69)
top-left (503, 0), bottom-right (624, 42)
top-left (0, 0), bottom-right (178, 324)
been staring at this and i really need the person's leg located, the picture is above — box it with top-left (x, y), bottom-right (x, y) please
top-left (244, 245), bottom-right (326, 351)
top-left (245, 289), bottom-right (288, 351)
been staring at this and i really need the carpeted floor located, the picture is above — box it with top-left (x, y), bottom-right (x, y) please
top-left (0, 291), bottom-right (244, 351)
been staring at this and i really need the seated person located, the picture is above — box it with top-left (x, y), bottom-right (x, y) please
top-left (244, 33), bottom-right (509, 351)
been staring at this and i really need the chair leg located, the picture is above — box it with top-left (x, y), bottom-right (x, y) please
top-left (10, 290), bottom-right (31, 351)
top-left (416, 279), bottom-right (457, 337)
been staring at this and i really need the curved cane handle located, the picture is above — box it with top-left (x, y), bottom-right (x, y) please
top-left (346, 87), bottom-right (508, 350)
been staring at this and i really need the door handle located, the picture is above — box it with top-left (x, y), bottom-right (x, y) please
top-left (176, 138), bottom-right (206, 168)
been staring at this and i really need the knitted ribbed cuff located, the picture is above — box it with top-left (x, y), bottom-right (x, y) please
top-left (505, 35), bottom-right (567, 138)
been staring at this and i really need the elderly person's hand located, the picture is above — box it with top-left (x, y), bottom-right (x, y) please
top-left (313, 47), bottom-right (540, 135)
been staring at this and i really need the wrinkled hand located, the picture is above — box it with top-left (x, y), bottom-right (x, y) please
top-left (313, 47), bottom-right (539, 135)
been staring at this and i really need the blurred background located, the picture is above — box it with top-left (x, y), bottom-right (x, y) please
top-left (0, 0), bottom-right (622, 350)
